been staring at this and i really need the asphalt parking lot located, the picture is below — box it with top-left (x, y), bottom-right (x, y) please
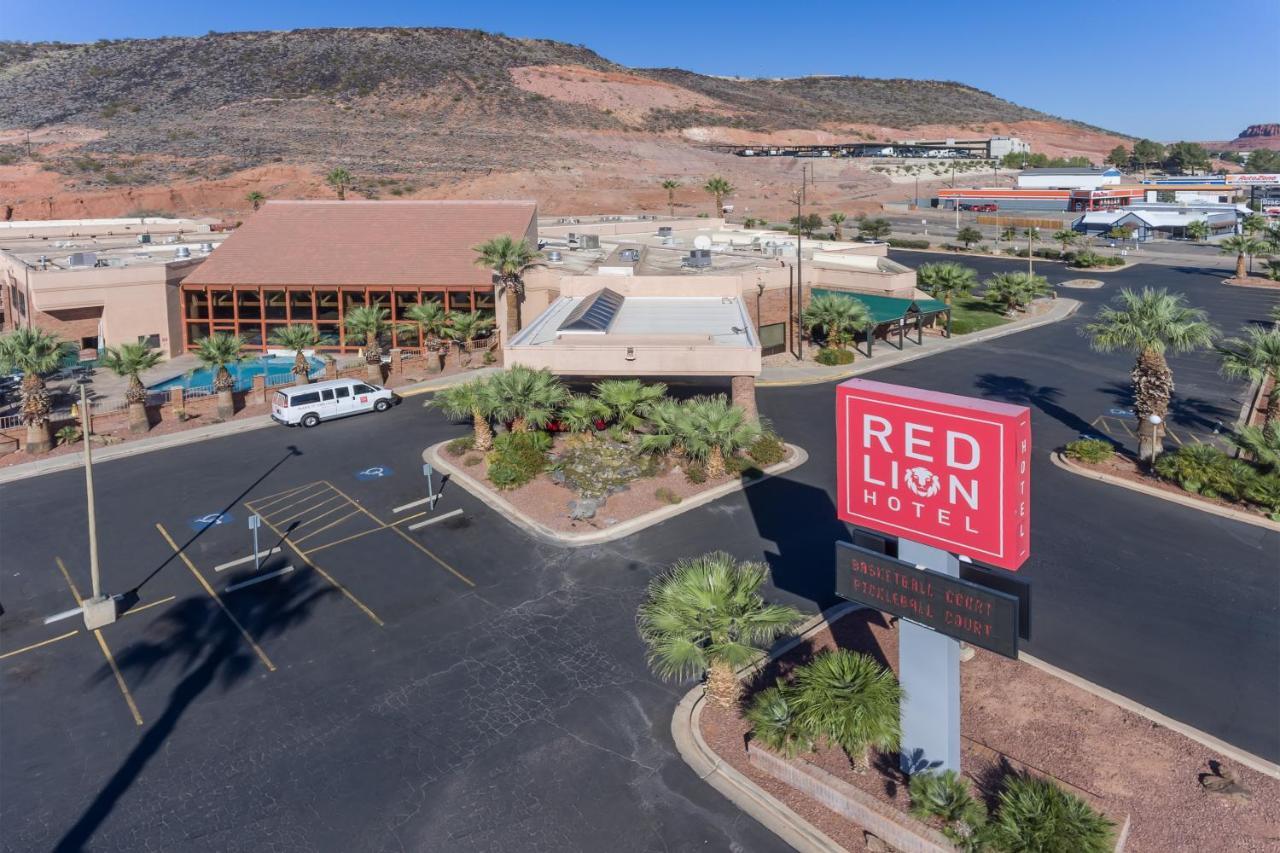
top-left (1, 254), bottom-right (1276, 851)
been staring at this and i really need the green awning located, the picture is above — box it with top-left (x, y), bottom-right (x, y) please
top-left (811, 290), bottom-right (949, 324)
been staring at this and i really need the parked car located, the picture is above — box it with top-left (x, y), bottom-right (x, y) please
top-left (271, 379), bottom-right (397, 428)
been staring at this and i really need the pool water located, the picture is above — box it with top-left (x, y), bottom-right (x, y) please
top-left (150, 355), bottom-right (326, 392)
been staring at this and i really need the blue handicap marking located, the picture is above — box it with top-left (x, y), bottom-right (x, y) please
top-left (1078, 434), bottom-right (1104, 442)
top-left (1109, 408), bottom-right (1134, 417)
top-left (355, 465), bottom-right (394, 481)
top-left (190, 512), bottom-right (234, 531)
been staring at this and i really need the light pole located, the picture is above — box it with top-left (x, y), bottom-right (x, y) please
top-left (77, 377), bottom-right (115, 629)
top-left (1026, 228), bottom-right (1035, 276)
top-left (1145, 414), bottom-right (1164, 463)
top-left (793, 189), bottom-right (805, 361)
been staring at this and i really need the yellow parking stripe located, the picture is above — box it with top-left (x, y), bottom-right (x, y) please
top-left (246, 481), bottom-right (325, 511)
top-left (269, 492), bottom-right (344, 525)
top-left (0, 629), bottom-right (79, 660)
top-left (302, 512), bottom-right (429, 555)
top-left (291, 510), bottom-right (366, 545)
top-left (155, 525), bottom-right (276, 672)
top-left (288, 499), bottom-right (355, 531)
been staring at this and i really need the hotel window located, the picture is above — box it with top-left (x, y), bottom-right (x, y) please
top-left (448, 291), bottom-right (473, 313)
top-left (394, 291), bottom-right (419, 321)
top-left (186, 323), bottom-right (210, 344)
top-left (185, 289), bottom-right (210, 320)
top-left (343, 290), bottom-right (366, 317)
top-left (264, 290), bottom-right (287, 321)
top-left (238, 289), bottom-right (262, 321)
top-left (316, 290), bottom-right (340, 321)
top-left (240, 324), bottom-right (263, 348)
top-left (474, 290), bottom-right (496, 320)
top-left (290, 290), bottom-right (314, 320)
top-left (210, 290), bottom-right (235, 321)
top-left (316, 326), bottom-right (340, 347)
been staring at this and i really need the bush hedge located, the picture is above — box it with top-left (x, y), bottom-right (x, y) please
top-left (887, 237), bottom-right (930, 249)
top-left (486, 431), bottom-right (551, 490)
top-left (1064, 438), bottom-right (1114, 464)
top-left (816, 347), bottom-right (855, 366)
top-left (445, 435), bottom-right (475, 457)
top-left (748, 433), bottom-right (787, 467)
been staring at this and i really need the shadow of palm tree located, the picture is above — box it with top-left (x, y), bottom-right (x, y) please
top-left (1095, 380), bottom-right (1230, 431)
top-left (56, 570), bottom-right (333, 852)
top-left (973, 374), bottom-right (1095, 437)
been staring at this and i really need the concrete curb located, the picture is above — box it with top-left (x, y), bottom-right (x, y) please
top-left (758, 298), bottom-right (1081, 388)
top-left (1223, 277), bottom-right (1280, 290)
top-left (888, 246), bottom-right (1141, 272)
top-left (1050, 451), bottom-right (1280, 532)
top-left (425, 441), bottom-right (809, 547)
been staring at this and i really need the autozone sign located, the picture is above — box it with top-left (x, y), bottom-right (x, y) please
top-left (836, 379), bottom-right (1031, 570)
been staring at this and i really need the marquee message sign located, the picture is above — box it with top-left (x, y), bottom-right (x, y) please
top-left (836, 379), bottom-right (1031, 570)
top-left (836, 542), bottom-right (1020, 658)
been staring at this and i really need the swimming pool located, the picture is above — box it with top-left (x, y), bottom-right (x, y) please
top-left (149, 355), bottom-right (326, 392)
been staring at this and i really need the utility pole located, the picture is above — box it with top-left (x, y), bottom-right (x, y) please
top-left (793, 188), bottom-right (805, 362)
top-left (1027, 228), bottom-right (1035, 276)
top-left (77, 378), bottom-right (115, 629)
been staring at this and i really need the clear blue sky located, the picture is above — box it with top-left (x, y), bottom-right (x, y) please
top-left (3, 0), bottom-right (1277, 140)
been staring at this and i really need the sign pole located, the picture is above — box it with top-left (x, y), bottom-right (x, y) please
top-left (249, 514), bottom-right (261, 572)
top-left (896, 538), bottom-right (962, 775)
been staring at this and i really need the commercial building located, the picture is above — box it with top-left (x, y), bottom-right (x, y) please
top-left (0, 217), bottom-right (222, 357)
top-left (934, 186), bottom-right (1145, 212)
top-left (180, 200), bottom-right (536, 352)
top-left (1016, 167), bottom-right (1123, 190)
top-left (1071, 202), bottom-right (1245, 241)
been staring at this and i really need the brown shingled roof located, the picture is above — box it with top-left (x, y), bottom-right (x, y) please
top-left (185, 200), bottom-right (538, 287)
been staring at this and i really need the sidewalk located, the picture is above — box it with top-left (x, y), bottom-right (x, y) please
top-left (0, 368), bottom-right (500, 485)
top-left (759, 297), bottom-right (1080, 387)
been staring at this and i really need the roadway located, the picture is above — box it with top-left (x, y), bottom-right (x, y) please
top-left (0, 254), bottom-right (1276, 851)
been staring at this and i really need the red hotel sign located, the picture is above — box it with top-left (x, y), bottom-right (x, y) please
top-left (836, 379), bottom-right (1031, 570)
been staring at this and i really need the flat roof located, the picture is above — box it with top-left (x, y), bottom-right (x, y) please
top-left (512, 293), bottom-right (755, 348)
top-left (0, 233), bottom-right (225, 270)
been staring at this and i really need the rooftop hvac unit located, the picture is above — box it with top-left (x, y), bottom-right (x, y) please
top-left (661, 236), bottom-right (676, 246)
top-left (174, 246), bottom-right (191, 259)
top-left (685, 249), bottom-right (712, 268)
top-left (67, 252), bottom-right (97, 268)
top-left (547, 250), bottom-right (563, 262)
top-left (200, 243), bottom-right (214, 252)
top-left (579, 234), bottom-right (600, 250)
top-left (106, 257), bottom-right (127, 268)
top-left (657, 226), bottom-right (673, 237)
top-left (137, 234), bottom-right (152, 244)
top-left (620, 248), bottom-right (640, 262)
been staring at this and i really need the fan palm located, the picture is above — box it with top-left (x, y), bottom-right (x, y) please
top-left (829, 211), bottom-right (847, 241)
top-left (325, 167), bottom-right (351, 200)
top-left (268, 324), bottom-right (320, 386)
top-left (679, 394), bottom-right (761, 478)
top-left (1084, 288), bottom-right (1216, 460)
top-left (343, 305), bottom-right (399, 384)
top-left (486, 365), bottom-right (568, 433)
top-left (917, 263), bottom-right (977, 307)
top-left (594, 379), bottom-right (667, 431)
top-left (0, 327), bottom-right (70, 453)
top-left (1185, 220), bottom-right (1210, 242)
top-left (557, 394), bottom-right (609, 433)
top-left (1052, 229), bottom-right (1079, 253)
top-left (983, 271), bottom-right (1051, 315)
top-left (474, 235), bottom-right (542, 335)
top-left (1219, 326), bottom-right (1280, 427)
top-left (1229, 423), bottom-right (1280, 472)
top-left (745, 686), bottom-right (813, 758)
top-left (246, 191), bottom-right (265, 210)
top-left (790, 649), bottom-right (903, 771)
top-left (101, 341), bottom-right (162, 433)
top-left (403, 301), bottom-right (449, 371)
top-left (429, 377), bottom-right (497, 451)
top-left (443, 311), bottom-right (495, 367)
top-left (637, 398), bottom-right (689, 457)
top-left (991, 774), bottom-right (1114, 853)
top-left (192, 332), bottom-right (246, 420)
top-left (661, 179), bottom-right (680, 217)
top-left (1242, 213), bottom-right (1269, 235)
top-left (802, 294), bottom-right (871, 350)
top-left (704, 176), bottom-right (733, 216)
top-left (1220, 234), bottom-right (1268, 279)
top-left (636, 551), bottom-right (802, 708)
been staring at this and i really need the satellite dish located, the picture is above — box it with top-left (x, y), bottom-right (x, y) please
top-left (693, 235), bottom-right (712, 250)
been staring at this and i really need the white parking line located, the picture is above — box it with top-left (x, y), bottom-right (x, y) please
top-left (407, 509), bottom-right (463, 531)
top-left (393, 496), bottom-right (435, 513)
top-left (225, 566), bottom-right (295, 593)
top-left (214, 548), bottom-right (283, 572)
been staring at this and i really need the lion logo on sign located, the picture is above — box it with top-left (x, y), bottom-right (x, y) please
top-left (903, 466), bottom-right (941, 498)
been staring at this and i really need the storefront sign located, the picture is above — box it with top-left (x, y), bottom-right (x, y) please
top-left (836, 378), bottom-right (1031, 570)
top-left (836, 542), bottom-right (1020, 658)
top-left (1225, 173), bottom-right (1280, 185)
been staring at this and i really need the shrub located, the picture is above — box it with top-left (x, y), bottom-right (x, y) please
top-left (445, 435), bottom-right (475, 457)
top-left (1069, 250), bottom-right (1121, 268)
top-left (748, 433), bottom-right (787, 467)
top-left (463, 455), bottom-right (482, 467)
top-left (991, 773), bottom-right (1113, 853)
top-left (55, 425), bottom-right (82, 446)
top-left (1064, 439), bottom-right (1113, 464)
top-left (887, 237), bottom-right (930, 249)
top-left (654, 486), bottom-right (682, 505)
top-left (1153, 444), bottom-right (1254, 500)
top-left (1244, 473), bottom-right (1280, 518)
top-left (486, 431), bottom-right (550, 490)
top-left (746, 686), bottom-right (813, 758)
top-left (908, 770), bottom-right (988, 850)
top-left (816, 347), bottom-right (855, 366)
top-left (684, 461), bottom-right (707, 484)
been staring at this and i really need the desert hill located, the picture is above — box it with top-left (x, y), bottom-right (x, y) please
top-left (0, 27), bottom-right (1131, 220)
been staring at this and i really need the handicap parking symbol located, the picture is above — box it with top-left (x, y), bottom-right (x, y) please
top-left (189, 512), bottom-right (234, 531)
top-left (355, 466), bottom-right (393, 481)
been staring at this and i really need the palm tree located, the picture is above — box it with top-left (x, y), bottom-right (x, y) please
top-left (636, 551), bottom-right (802, 708)
top-left (679, 394), bottom-right (761, 478)
top-left (1000, 225), bottom-right (1019, 242)
top-left (594, 379), bottom-right (667, 431)
top-left (246, 191), bottom-right (265, 211)
top-left (791, 649), bottom-right (902, 771)
top-left (1230, 423), bottom-right (1280, 472)
top-left (193, 333), bottom-right (246, 420)
top-left (0, 327), bottom-right (70, 453)
top-left (704, 176), bottom-right (733, 216)
top-left (443, 311), bottom-right (495, 367)
top-left (325, 167), bottom-right (352, 200)
top-left (429, 378), bottom-right (497, 451)
top-left (955, 226), bottom-right (982, 249)
top-left (1084, 288), bottom-right (1216, 460)
top-left (983, 271), bottom-right (1051, 315)
top-left (661, 179), bottom-right (680, 217)
top-left (558, 394), bottom-right (609, 433)
top-left (917, 263), bottom-right (977, 307)
top-left (1053, 228), bottom-right (1079, 254)
top-left (637, 398), bottom-right (689, 457)
top-left (1220, 235), bottom-right (1269, 278)
top-left (1242, 213), bottom-right (1269, 235)
top-left (1185, 220), bottom-right (1210, 242)
top-left (1218, 326), bottom-right (1280, 427)
top-left (343, 305), bottom-right (398, 384)
top-left (746, 686), bottom-right (813, 758)
top-left (802, 294), bottom-right (872, 351)
top-left (101, 342), bottom-right (162, 433)
top-left (474, 235), bottom-right (542, 335)
top-left (403, 301), bottom-right (449, 371)
top-left (829, 212), bottom-right (847, 241)
top-left (268, 324), bottom-right (320, 386)
top-left (486, 365), bottom-right (568, 433)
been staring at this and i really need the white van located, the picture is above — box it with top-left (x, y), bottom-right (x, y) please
top-left (271, 379), bottom-right (396, 428)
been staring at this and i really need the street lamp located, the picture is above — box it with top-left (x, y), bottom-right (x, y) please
top-left (1145, 414), bottom-right (1164, 463)
top-left (76, 376), bottom-right (115, 629)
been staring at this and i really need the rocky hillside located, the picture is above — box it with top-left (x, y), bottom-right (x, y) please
top-left (0, 27), bottom-right (1128, 218)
